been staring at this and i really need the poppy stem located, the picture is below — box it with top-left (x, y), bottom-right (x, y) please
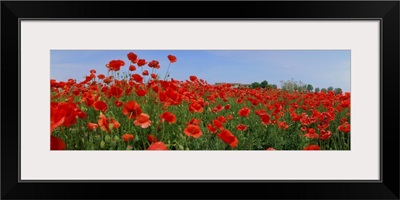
top-left (164, 63), bottom-right (171, 81)
top-left (185, 136), bottom-right (189, 150)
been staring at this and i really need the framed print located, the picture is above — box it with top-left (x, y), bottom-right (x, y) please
top-left (2, 1), bottom-right (399, 200)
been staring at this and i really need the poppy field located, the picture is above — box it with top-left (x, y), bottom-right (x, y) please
top-left (50, 52), bottom-right (351, 150)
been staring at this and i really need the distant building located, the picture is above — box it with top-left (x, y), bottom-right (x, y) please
top-left (214, 82), bottom-right (251, 88)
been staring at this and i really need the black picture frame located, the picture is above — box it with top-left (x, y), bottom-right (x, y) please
top-left (2, 1), bottom-right (399, 199)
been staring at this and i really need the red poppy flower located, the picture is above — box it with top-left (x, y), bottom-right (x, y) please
top-left (132, 74), bottom-right (143, 83)
top-left (212, 119), bottom-right (224, 130)
top-left (255, 109), bottom-right (268, 117)
top-left (57, 102), bottom-right (78, 128)
top-left (135, 89), bottom-right (147, 97)
top-left (217, 116), bottom-right (226, 123)
top-left (142, 70), bottom-right (149, 76)
top-left (122, 134), bottom-right (134, 142)
top-left (110, 85), bottom-right (123, 99)
top-left (148, 142), bottom-right (168, 150)
top-left (224, 104), bottom-right (231, 110)
top-left (89, 85), bottom-right (99, 92)
top-left (227, 115), bottom-right (233, 120)
top-left (212, 104), bottom-right (223, 113)
top-left (50, 104), bottom-right (65, 133)
top-left (87, 122), bottom-right (98, 131)
top-left (278, 122), bottom-right (289, 130)
top-left (304, 128), bottom-right (319, 139)
top-left (207, 124), bottom-right (218, 133)
top-left (184, 124), bottom-right (202, 138)
top-left (166, 88), bottom-right (180, 101)
top-left (93, 100), bottom-right (108, 112)
top-left (167, 55), bottom-right (177, 63)
top-left (151, 74), bottom-right (158, 79)
top-left (291, 112), bottom-right (302, 122)
top-left (303, 144), bottom-right (321, 150)
top-left (266, 147), bottom-right (276, 150)
top-left (122, 101), bottom-right (142, 119)
top-left (98, 113), bottom-right (120, 133)
top-left (103, 78), bottom-right (112, 84)
top-left (114, 100), bottom-right (123, 107)
top-left (189, 102), bottom-right (203, 113)
top-left (160, 112), bottom-right (177, 123)
top-left (147, 134), bottom-right (158, 143)
top-left (81, 93), bottom-right (95, 107)
top-left (341, 99), bottom-right (350, 108)
top-left (238, 107), bottom-right (251, 117)
top-left (129, 65), bottom-right (137, 71)
top-left (338, 122), bottom-right (351, 133)
top-left (236, 98), bottom-right (244, 104)
top-left (76, 107), bottom-right (87, 118)
top-left (50, 135), bottom-right (66, 150)
top-left (90, 69), bottom-right (96, 74)
top-left (148, 60), bottom-right (160, 69)
top-left (97, 74), bottom-right (105, 79)
top-left (319, 130), bottom-right (332, 140)
top-left (187, 118), bottom-right (201, 125)
top-left (134, 113), bottom-right (151, 128)
top-left (340, 118), bottom-right (348, 124)
top-left (260, 114), bottom-right (271, 125)
top-left (107, 60), bottom-right (125, 72)
top-left (217, 129), bottom-right (238, 148)
top-left (189, 76), bottom-right (197, 82)
top-left (236, 124), bottom-right (247, 131)
top-left (89, 73), bottom-right (96, 79)
top-left (127, 52), bottom-right (138, 63)
top-left (137, 59), bottom-right (147, 67)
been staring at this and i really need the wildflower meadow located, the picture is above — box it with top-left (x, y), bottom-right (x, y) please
top-left (50, 52), bottom-right (351, 150)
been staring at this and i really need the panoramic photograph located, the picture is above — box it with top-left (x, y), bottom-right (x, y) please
top-left (50, 50), bottom-right (351, 150)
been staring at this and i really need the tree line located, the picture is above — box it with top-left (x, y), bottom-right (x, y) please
top-left (251, 78), bottom-right (343, 94)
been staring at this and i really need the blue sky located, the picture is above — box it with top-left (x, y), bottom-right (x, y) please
top-left (50, 50), bottom-right (351, 92)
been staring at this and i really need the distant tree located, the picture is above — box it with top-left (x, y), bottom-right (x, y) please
top-left (280, 79), bottom-right (294, 91)
top-left (301, 85), bottom-right (307, 92)
top-left (260, 80), bottom-right (269, 89)
top-left (306, 84), bottom-right (314, 92)
top-left (327, 86), bottom-right (334, 91)
top-left (298, 80), bottom-right (305, 92)
top-left (334, 88), bottom-right (343, 94)
top-left (293, 84), bottom-right (298, 91)
top-left (280, 78), bottom-right (306, 92)
top-left (321, 88), bottom-right (327, 93)
top-left (251, 82), bottom-right (260, 88)
top-left (315, 87), bottom-right (320, 92)
top-left (270, 84), bottom-right (278, 90)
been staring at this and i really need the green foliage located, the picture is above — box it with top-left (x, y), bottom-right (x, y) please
top-left (260, 80), bottom-right (269, 88)
top-left (251, 82), bottom-right (260, 88)
top-left (334, 88), bottom-right (343, 94)
top-left (327, 86), bottom-right (334, 91)
top-left (315, 87), bottom-right (320, 92)
top-left (280, 78), bottom-right (306, 92)
top-left (306, 84), bottom-right (313, 92)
